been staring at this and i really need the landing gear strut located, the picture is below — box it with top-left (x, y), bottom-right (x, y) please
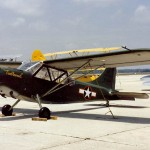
top-left (105, 100), bottom-right (110, 107)
top-left (34, 94), bottom-right (51, 119)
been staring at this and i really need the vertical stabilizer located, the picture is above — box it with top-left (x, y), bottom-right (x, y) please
top-left (91, 68), bottom-right (116, 90)
top-left (32, 49), bottom-right (46, 61)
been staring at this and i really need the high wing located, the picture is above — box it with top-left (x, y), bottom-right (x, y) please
top-left (44, 47), bottom-right (121, 57)
top-left (43, 48), bottom-right (150, 70)
top-left (32, 47), bottom-right (121, 61)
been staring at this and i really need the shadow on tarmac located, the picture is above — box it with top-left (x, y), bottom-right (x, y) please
top-left (0, 104), bottom-right (150, 124)
top-left (85, 103), bottom-right (149, 109)
top-left (0, 107), bottom-right (37, 121)
top-left (55, 112), bottom-right (150, 124)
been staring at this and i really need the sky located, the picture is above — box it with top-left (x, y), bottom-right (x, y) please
top-left (0, 0), bottom-right (150, 60)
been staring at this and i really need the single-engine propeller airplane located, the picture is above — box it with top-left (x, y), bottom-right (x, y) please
top-left (0, 47), bottom-right (150, 119)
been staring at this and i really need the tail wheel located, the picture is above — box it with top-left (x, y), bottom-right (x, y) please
top-left (39, 107), bottom-right (51, 119)
top-left (2, 104), bottom-right (13, 116)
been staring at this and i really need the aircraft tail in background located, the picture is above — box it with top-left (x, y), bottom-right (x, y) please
top-left (32, 49), bottom-right (46, 61)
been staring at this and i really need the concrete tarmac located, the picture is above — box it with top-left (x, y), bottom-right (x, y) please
top-left (0, 75), bottom-right (150, 150)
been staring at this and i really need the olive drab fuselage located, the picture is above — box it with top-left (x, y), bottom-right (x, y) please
top-left (0, 66), bottom-right (112, 104)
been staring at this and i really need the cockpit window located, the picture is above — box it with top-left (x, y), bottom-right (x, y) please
top-left (18, 61), bottom-right (42, 74)
top-left (34, 65), bottom-right (69, 83)
top-left (35, 66), bottom-right (50, 81)
top-left (19, 61), bottom-right (72, 84)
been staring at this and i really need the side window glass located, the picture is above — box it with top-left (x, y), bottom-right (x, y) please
top-left (34, 65), bottom-right (69, 83)
top-left (35, 67), bottom-right (50, 81)
top-left (48, 68), bottom-right (68, 83)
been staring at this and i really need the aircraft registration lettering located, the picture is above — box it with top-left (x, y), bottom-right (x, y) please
top-left (5, 70), bottom-right (23, 78)
top-left (79, 86), bottom-right (96, 100)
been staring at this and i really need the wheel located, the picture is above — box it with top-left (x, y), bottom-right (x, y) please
top-left (105, 101), bottom-right (110, 107)
top-left (2, 104), bottom-right (13, 116)
top-left (39, 107), bottom-right (51, 119)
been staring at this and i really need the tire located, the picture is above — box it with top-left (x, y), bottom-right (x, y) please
top-left (39, 107), bottom-right (51, 119)
top-left (2, 104), bottom-right (13, 116)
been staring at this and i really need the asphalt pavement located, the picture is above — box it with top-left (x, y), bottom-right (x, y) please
top-left (0, 74), bottom-right (150, 150)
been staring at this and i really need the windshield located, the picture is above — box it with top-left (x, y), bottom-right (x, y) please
top-left (18, 61), bottom-right (42, 74)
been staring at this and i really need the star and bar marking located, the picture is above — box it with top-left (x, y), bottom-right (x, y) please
top-left (79, 86), bottom-right (96, 100)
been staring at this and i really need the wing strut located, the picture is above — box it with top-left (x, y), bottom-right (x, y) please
top-left (43, 65), bottom-right (104, 97)
top-left (41, 59), bottom-right (93, 98)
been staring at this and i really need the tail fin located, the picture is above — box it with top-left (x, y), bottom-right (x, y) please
top-left (32, 49), bottom-right (46, 61)
top-left (91, 68), bottom-right (116, 90)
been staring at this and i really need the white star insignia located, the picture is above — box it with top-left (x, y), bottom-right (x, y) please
top-left (79, 86), bottom-right (96, 100)
top-left (84, 87), bottom-right (92, 98)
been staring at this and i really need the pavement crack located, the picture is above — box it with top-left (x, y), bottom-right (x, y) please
top-left (38, 132), bottom-right (94, 150)
top-left (97, 125), bottom-right (150, 138)
top-left (87, 125), bottom-right (150, 147)
top-left (40, 139), bottom-right (85, 150)
top-left (40, 131), bottom-right (85, 140)
top-left (91, 138), bottom-right (136, 147)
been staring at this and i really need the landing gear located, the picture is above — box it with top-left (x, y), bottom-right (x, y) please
top-left (39, 107), bottom-right (51, 119)
top-left (105, 100), bottom-right (110, 107)
top-left (2, 104), bottom-right (13, 116)
top-left (1, 99), bottom-right (20, 116)
top-left (35, 94), bottom-right (51, 119)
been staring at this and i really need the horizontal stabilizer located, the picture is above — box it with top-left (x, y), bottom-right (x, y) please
top-left (113, 92), bottom-right (149, 100)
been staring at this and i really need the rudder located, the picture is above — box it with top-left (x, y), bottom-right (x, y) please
top-left (32, 49), bottom-right (46, 61)
top-left (91, 68), bottom-right (116, 90)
